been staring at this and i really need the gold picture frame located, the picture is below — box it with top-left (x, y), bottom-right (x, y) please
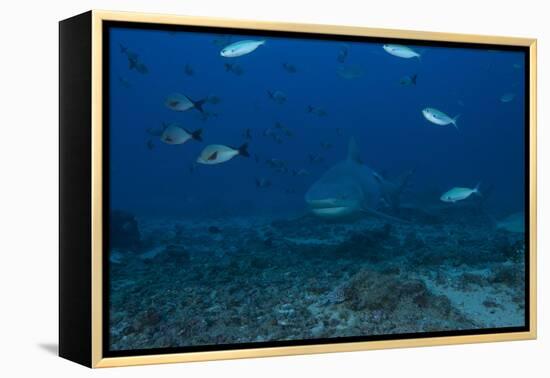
top-left (59, 10), bottom-right (537, 368)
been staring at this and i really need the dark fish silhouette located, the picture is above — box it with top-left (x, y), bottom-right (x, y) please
top-left (118, 75), bottom-right (131, 88)
top-left (282, 62), bottom-right (297, 73)
top-left (267, 90), bottom-right (286, 104)
top-left (400, 74), bottom-right (418, 86)
top-left (337, 45), bottom-right (349, 63)
top-left (224, 63), bottom-right (244, 76)
top-left (307, 105), bottom-right (327, 117)
top-left (308, 153), bottom-right (325, 164)
top-left (184, 64), bottom-right (195, 76)
top-left (207, 95), bottom-right (221, 105)
top-left (255, 178), bottom-right (272, 189)
top-left (120, 44), bottom-right (149, 74)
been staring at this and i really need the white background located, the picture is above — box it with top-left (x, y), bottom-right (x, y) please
top-left (0, 0), bottom-right (547, 376)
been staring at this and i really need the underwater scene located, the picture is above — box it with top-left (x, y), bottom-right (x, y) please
top-left (107, 25), bottom-right (527, 352)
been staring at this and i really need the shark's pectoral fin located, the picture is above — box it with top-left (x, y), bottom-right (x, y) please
top-left (361, 206), bottom-right (411, 224)
top-left (372, 171), bottom-right (384, 184)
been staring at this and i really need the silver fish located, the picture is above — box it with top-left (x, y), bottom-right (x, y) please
top-left (440, 184), bottom-right (481, 203)
top-left (383, 44), bottom-right (421, 60)
top-left (220, 40), bottom-right (265, 57)
top-left (422, 107), bottom-right (460, 130)
top-left (197, 143), bottom-right (249, 165)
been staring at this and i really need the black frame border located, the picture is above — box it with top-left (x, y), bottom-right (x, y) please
top-left (102, 20), bottom-right (531, 359)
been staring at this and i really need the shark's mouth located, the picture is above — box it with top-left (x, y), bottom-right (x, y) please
top-left (307, 199), bottom-right (358, 218)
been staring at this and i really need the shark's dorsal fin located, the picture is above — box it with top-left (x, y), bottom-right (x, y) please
top-left (348, 137), bottom-right (362, 164)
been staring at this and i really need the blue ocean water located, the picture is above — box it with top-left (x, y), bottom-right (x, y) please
top-left (107, 26), bottom-right (527, 352)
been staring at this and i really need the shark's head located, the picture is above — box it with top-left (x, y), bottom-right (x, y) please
top-left (305, 138), bottom-right (373, 219)
top-left (305, 169), bottom-right (364, 218)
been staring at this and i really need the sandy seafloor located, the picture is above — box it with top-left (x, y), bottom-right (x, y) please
top-left (108, 207), bottom-right (525, 351)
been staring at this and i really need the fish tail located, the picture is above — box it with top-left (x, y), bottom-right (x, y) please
top-left (191, 128), bottom-right (203, 142)
top-left (474, 182), bottom-right (482, 196)
top-left (411, 74), bottom-right (417, 85)
top-left (452, 114), bottom-right (460, 130)
top-left (266, 90), bottom-right (273, 99)
top-left (238, 143), bottom-right (250, 157)
top-left (193, 98), bottom-right (207, 114)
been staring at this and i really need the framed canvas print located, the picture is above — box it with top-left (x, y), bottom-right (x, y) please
top-left (59, 10), bottom-right (537, 368)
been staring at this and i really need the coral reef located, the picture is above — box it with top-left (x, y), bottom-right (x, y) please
top-left (108, 212), bottom-right (526, 351)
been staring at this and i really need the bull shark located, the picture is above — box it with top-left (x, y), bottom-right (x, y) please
top-left (305, 138), bottom-right (412, 221)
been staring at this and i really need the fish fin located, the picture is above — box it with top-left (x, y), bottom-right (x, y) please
top-left (452, 114), bottom-right (461, 130)
top-left (128, 59), bottom-right (137, 69)
top-left (266, 90), bottom-right (273, 99)
top-left (411, 74), bottom-right (417, 85)
top-left (372, 171), bottom-right (384, 184)
top-left (192, 98), bottom-right (207, 114)
top-left (361, 207), bottom-right (411, 224)
top-left (190, 128), bottom-right (203, 142)
top-left (347, 137), bottom-right (362, 164)
top-left (259, 40), bottom-right (266, 46)
top-left (238, 143), bottom-right (250, 157)
top-left (416, 48), bottom-right (426, 62)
